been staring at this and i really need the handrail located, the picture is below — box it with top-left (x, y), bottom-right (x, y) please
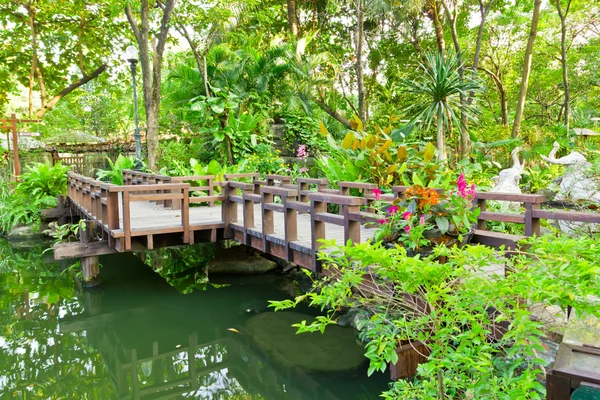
top-left (66, 169), bottom-right (600, 268)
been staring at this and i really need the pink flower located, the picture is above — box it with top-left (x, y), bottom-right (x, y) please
top-left (420, 214), bottom-right (425, 226)
top-left (378, 219), bottom-right (389, 225)
top-left (457, 173), bottom-right (467, 198)
top-left (372, 188), bottom-right (382, 201)
top-left (299, 167), bottom-right (309, 173)
top-left (297, 145), bottom-right (309, 159)
top-left (404, 225), bottom-right (411, 234)
top-left (402, 211), bottom-right (412, 221)
top-left (388, 205), bottom-right (399, 215)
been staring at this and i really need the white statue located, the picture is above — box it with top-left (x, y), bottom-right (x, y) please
top-left (490, 147), bottom-right (524, 209)
top-left (541, 142), bottom-right (599, 204)
top-left (541, 141), bottom-right (587, 166)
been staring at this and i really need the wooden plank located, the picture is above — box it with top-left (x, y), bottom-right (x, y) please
top-left (314, 212), bottom-right (345, 225)
top-left (129, 193), bottom-right (184, 202)
top-left (189, 195), bottom-right (224, 203)
top-left (261, 186), bottom-right (298, 196)
top-left (533, 209), bottom-right (600, 223)
top-left (311, 200), bottom-right (327, 273)
top-left (475, 192), bottom-right (545, 203)
top-left (53, 241), bottom-right (117, 260)
top-left (108, 183), bottom-right (189, 193)
top-left (472, 229), bottom-right (524, 250)
top-left (478, 211), bottom-right (526, 224)
top-left (264, 203), bottom-right (284, 212)
top-left (308, 192), bottom-right (364, 206)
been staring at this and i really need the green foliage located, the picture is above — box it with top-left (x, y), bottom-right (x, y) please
top-left (237, 144), bottom-right (286, 176)
top-left (96, 155), bottom-right (138, 185)
top-left (18, 162), bottom-right (69, 197)
top-left (0, 163), bottom-right (70, 233)
top-left (271, 236), bottom-right (599, 399)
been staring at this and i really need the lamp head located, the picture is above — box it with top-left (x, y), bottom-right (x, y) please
top-left (125, 45), bottom-right (138, 64)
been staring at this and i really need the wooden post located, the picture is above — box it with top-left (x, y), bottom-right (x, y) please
top-left (524, 202), bottom-right (541, 236)
top-left (283, 194), bottom-right (297, 261)
top-left (262, 191), bottom-right (274, 253)
top-left (343, 204), bottom-right (361, 244)
top-left (477, 198), bottom-right (487, 231)
top-left (311, 199), bottom-right (326, 273)
top-left (80, 219), bottom-right (101, 287)
top-left (123, 191), bottom-right (131, 250)
top-left (243, 194), bottom-right (255, 246)
top-left (10, 114), bottom-right (19, 176)
top-left (222, 183), bottom-right (234, 239)
top-left (182, 186), bottom-right (190, 244)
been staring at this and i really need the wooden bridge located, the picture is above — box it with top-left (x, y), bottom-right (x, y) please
top-left (56, 169), bottom-right (600, 278)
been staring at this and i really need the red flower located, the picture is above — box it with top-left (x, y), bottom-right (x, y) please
top-left (378, 218), bottom-right (389, 225)
top-left (388, 205), bottom-right (399, 215)
top-left (402, 211), bottom-right (412, 221)
top-left (372, 188), bottom-right (382, 201)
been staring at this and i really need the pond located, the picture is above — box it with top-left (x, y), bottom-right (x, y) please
top-left (0, 239), bottom-right (388, 399)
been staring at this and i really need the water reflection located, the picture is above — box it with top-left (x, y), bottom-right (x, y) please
top-left (0, 240), bottom-right (385, 399)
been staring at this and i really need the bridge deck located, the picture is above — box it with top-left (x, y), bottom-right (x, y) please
top-left (123, 201), bottom-right (377, 252)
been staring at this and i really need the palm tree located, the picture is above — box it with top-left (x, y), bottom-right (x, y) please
top-left (402, 51), bottom-right (482, 161)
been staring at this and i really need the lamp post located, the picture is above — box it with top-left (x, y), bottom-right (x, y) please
top-left (125, 45), bottom-right (142, 169)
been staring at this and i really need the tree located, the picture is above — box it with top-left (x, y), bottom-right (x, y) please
top-left (0, 1), bottom-right (122, 117)
top-left (125, 0), bottom-right (176, 170)
top-left (402, 51), bottom-right (482, 161)
top-left (511, 0), bottom-right (543, 138)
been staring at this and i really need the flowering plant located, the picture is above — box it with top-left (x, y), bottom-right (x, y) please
top-left (371, 174), bottom-right (480, 250)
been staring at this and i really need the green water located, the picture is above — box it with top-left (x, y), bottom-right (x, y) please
top-left (0, 240), bottom-right (387, 399)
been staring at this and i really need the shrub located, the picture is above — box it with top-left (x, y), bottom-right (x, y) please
top-left (270, 236), bottom-right (599, 399)
top-left (96, 155), bottom-right (138, 185)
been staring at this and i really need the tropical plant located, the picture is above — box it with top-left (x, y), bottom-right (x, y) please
top-left (17, 162), bottom-right (69, 197)
top-left (401, 51), bottom-right (483, 161)
top-left (270, 235), bottom-right (599, 399)
top-left (96, 155), bottom-right (139, 185)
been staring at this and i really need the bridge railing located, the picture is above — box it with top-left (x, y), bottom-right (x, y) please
top-left (68, 170), bottom-right (600, 261)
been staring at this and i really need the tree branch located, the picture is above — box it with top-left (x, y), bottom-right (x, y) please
top-left (312, 95), bottom-right (352, 129)
top-left (36, 64), bottom-right (107, 118)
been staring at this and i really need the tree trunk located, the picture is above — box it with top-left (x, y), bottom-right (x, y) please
top-left (500, 87), bottom-right (508, 126)
top-left (287, 0), bottom-right (300, 37)
top-left (443, 0), bottom-right (469, 155)
top-left (125, 0), bottom-right (176, 171)
top-left (428, 1), bottom-right (446, 54)
top-left (355, 0), bottom-right (366, 123)
top-left (437, 106), bottom-right (447, 161)
top-left (511, 0), bottom-right (543, 139)
top-left (556, 0), bottom-right (572, 133)
top-left (26, 4), bottom-right (38, 117)
top-left (468, 0), bottom-right (494, 104)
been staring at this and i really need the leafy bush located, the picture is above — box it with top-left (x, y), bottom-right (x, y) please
top-left (17, 162), bottom-right (69, 197)
top-left (96, 155), bottom-right (138, 185)
top-left (270, 236), bottom-right (599, 399)
top-left (237, 144), bottom-right (286, 176)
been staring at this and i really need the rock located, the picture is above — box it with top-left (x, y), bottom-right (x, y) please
top-left (7, 225), bottom-right (44, 240)
top-left (292, 269), bottom-right (314, 293)
top-left (336, 308), bottom-right (362, 327)
top-left (245, 311), bottom-right (366, 373)
top-left (207, 246), bottom-right (278, 275)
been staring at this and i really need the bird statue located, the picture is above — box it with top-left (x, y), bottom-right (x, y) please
top-left (490, 147), bottom-right (525, 209)
top-left (541, 141), bottom-right (587, 165)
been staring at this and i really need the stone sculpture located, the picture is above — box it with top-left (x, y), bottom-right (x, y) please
top-left (490, 147), bottom-right (524, 209)
top-left (541, 142), bottom-right (600, 204)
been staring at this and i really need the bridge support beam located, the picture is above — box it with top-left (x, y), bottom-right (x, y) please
top-left (81, 220), bottom-right (101, 287)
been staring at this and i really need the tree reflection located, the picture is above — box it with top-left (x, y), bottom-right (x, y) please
top-left (0, 239), bottom-right (116, 398)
